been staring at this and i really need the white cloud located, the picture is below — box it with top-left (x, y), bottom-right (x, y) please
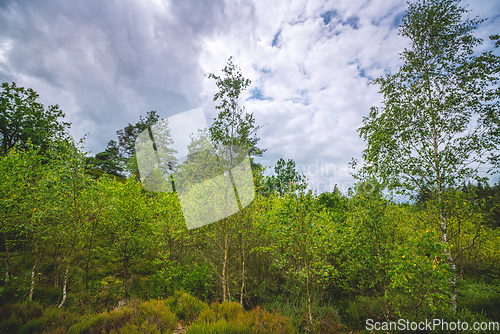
top-left (1, 0), bottom-right (498, 192)
top-left (199, 0), bottom-right (415, 192)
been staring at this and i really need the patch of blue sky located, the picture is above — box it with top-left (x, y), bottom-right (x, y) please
top-left (284, 97), bottom-right (308, 106)
top-left (320, 10), bottom-right (338, 25)
top-left (343, 16), bottom-right (359, 29)
top-left (359, 68), bottom-right (367, 79)
top-left (321, 11), bottom-right (358, 31)
top-left (392, 12), bottom-right (405, 29)
top-left (249, 88), bottom-right (272, 101)
top-left (271, 30), bottom-right (281, 47)
top-left (347, 59), bottom-right (372, 81)
top-left (371, 9), bottom-right (405, 27)
top-left (290, 17), bottom-right (308, 26)
top-left (285, 90), bottom-right (309, 105)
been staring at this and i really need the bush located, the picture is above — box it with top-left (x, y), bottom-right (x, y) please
top-left (264, 295), bottom-right (343, 332)
top-left (343, 295), bottom-right (390, 330)
top-left (311, 308), bottom-right (344, 334)
top-left (238, 306), bottom-right (295, 334)
top-left (165, 290), bottom-right (209, 324)
top-left (463, 296), bottom-right (500, 321)
top-left (32, 286), bottom-right (62, 305)
top-left (91, 291), bottom-right (122, 314)
top-left (459, 279), bottom-right (500, 321)
top-left (188, 320), bottom-right (246, 334)
top-left (0, 302), bottom-right (43, 333)
top-left (194, 302), bottom-right (244, 327)
top-left (25, 306), bottom-right (78, 333)
top-left (68, 299), bottom-right (177, 334)
top-left (190, 302), bottom-right (294, 334)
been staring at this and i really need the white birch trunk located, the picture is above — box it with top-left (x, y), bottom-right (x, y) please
top-left (58, 265), bottom-right (69, 308)
top-left (29, 263), bottom-right (36, 301)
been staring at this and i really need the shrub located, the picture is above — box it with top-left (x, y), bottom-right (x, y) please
top-left (165, 290), bottom-right (209, 324)
top-left (187, 320), bottom-right (246, 334)
top-left (263, 295), bottom-right (343, 332)
top-left (0, 302), bottom-right (43, 333)
top-left (211, 302), bottom-right (244, 322)
top-left (93, 293), bottom-right (122, 313)
top-left (190, 302), bottom-right (294, 334)
top-left (343, 295), bottom-right (390, 330)
top-left (32, 286), bottom-right (62, 305)
top-left (194, 302), bottom-right (244, 325)
top-left (458, 279), bottom-right (500, 321)
top-left (28, 306), bottom-right (79, 333)
top-left (68, 299), bottom-right (177, 334)
top-left (238, 306), bottom-right (295, 334)
top-left (311, 308), bottom-right (344, 334)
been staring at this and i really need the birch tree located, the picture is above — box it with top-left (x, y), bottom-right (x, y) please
top-left (207, 57), bottom-right (264, 304)
top-left (358, 0), bottom-right (500, 312)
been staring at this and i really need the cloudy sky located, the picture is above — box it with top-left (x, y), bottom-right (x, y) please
top-left (1, 0), bottom-right (499, 193)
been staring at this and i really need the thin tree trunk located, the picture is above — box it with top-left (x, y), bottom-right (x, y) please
top-left (58, 265), bottom-right (69, 308)
top-left (85, 219), bottom-right (97, 299)
top-left (85, 252), bottom-right (91, 297)
top-left (430, 97), bottom-right (457, 313)
top-left (29, 262), bottom-right (37, 301)
top-left (240, 240), bottom-right (245, 307)
top-left (435, 157), bottom-right (457, 313)
top-left (222, 233), bottom-right (229, 302)
top-left (439, 206), bottom-right (457, 312)
top-left (123, 253), bottom-right (129, 299)
top-left (3, 232), bottom-right (11, 282)
top-left (52, 246), bottom-right (60, 288)
top-left (305, 259), bottom-right (313, 326)
top-left (28, 238), bottom-right (40, 302)
top-left (238, 207), bottom-right (250, 308)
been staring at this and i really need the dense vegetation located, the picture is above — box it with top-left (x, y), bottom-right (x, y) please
top-left (1, 0), bottom-right (500, 332)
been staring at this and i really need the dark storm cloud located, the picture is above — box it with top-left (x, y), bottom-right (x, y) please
top-left (0, 0), bottom-right (230, 154)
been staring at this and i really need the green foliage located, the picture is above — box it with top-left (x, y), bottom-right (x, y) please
top-left (264, 158), bottom-right (307, 196)
top-left (357, 0), bottom-right (500, 313)
top-left (317, 186), bottom-right (348, 222)
top-left (0, 139), bottom-right (91, 305)
top-left (208, 56), bottom-right (265, 160)
top-left (2, 26), bottom-right (500, 332)
top-left (86, 111), bottom-right (160, 178)
top-left (154, 254), bottom-right (213, 300)
top-left (187, 321), bottom-right (243, 334)
top-left (0, 82), bottom-right (71, 156)
top-left (343, 295), bottom-right (391, 329)
top-left (117, 110), bottom-right (160, 161)
top-left (0, 302), bottom-right (43, 333)
top-left (69, 299), bottom-right (177, 334)
top-left (258, 190), bottom-right (335, 328)
top-left (165, 290), bottom-right (209, 323)
top-left (476, 228), bottom-right (500, 276)
top-left (190, 302), bottom-right (294, 334)
top-left (331, 183), bottom-right (453, 321)
top-left (85, 140), bottom-right (124, 177)
top-left (97, 177), bottom-right (156, 299)
top-left (311, 307), bottom-right (343, 334)
top-left (264, 295), bottom-right (344, 333)
top-left (18, 306), bottom-right (77, 334)
top-left (358, 0), bottom-right (500, 196)
top-left (458, 280), bottom-right (500, 321)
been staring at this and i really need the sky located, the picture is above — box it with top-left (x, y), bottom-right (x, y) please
top-left (1, 0), bottom-right (499, 194)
